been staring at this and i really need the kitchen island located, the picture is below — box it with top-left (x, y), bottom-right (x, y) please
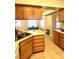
top-left (15, 30), bottom-right (45, 59)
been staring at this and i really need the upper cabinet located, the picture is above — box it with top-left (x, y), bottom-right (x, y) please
top-left (15, 5), bottom-right (23, 19)
top-left (15, 4), bottom-right (43, 20)
top-left (33, 7), bottom-right (42, 20)
top-left (59, 8), bottom-right (64, 22)
top-left (23, 6), bottom-right (33, 20)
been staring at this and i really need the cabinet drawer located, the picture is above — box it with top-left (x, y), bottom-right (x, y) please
top-left (34, 39), bottom-right (44, 43)
top-left (19, 38), bottom-right (32, 47)
top-left (34, 46), bottom-right (44, 52)
top-left (34, 42), bottom-right (44, 47)
top-left (33, 35), bottom-right (44, 39)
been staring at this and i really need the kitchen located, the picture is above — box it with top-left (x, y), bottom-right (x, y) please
top-left (15, 0), bottom-right (64, 59)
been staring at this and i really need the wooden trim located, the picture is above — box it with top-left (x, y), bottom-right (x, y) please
top-left (15, 3), bottom-right (42, 8)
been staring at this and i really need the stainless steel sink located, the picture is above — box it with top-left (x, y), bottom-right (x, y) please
top-left (15, 31), bottom-right (31, 41)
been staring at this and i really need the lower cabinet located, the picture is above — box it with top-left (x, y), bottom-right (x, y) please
top-left (34, 46), bottom-right (44, 52)
top-left (54, 31), bottom-right (64, 50)
top-left (17, 35), bottom-right (45, 59)
top-left (54, 31), bottom-right (60, 45)
top-left (59, 33), bottom-right (64, 50)
top-left (33, 35), bottom-right (45, 53)
top-left (19, 37), bottom-right (33, 59)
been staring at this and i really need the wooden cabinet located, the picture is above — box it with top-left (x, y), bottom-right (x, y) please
top-left (54, 31), bottom-right (64, 50)
top-left (19, 37), bottom-right (33, 59)
top-left (33, 35), bottom-right (44, 53)
top-left (54, 31), bottom-right (60, 46)
top-left (33, 7), bottom-right (42, 20)
top-left (59, 33), bottom-right (64, 50)
top-left (15, 4), bottom-right (43, 20)
top-left (23, 6), bottom-right (33, 20)
top-left (59, 8), bottom-right (64, 22)
top-left (15, 5), bottom-right (23, 19)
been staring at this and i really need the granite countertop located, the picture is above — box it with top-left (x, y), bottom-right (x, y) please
top-left (54, 29), bottom-right (64, 34)
top-left (15, 30), bottom-right (45, 51)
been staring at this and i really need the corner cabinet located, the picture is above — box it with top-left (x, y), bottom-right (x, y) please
top-left (19, 37), bottom-right (33, 59)
top-left (59, 8), bottom-right (64, 22)
top-left (33, 7), bottom-right (42, 20)
top-left (15, 5), bottom-right (23, 19)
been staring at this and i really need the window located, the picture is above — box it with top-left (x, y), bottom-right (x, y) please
top-left (27, 20), bottom-right (38, 27)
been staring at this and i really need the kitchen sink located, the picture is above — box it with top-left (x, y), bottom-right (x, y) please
top-left (15, 32), bottom-right (31, 41)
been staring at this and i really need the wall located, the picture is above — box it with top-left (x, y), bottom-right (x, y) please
top-left (15, 20), bottom-right (28, 31)
top-left (21, 20), bottom-right (28, 31)
top-left (44, 12), bottom-right (56, 40)
top-left (39, 18), bottom-right (45, 31)
top-left (15, 20), bottom-right (41, 31)
top-left (45, 14), bottom-right (53, 36)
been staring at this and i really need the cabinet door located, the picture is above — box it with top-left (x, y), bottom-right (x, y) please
top-left (60, 33), bottom-right (64, 50)
top-left (15, 5), bottom-right (23, 19)
top-left (59, 9), bottom-right (64, 22)
top-left (19, 38), bottom-right (33, 59)
top-left (33, 7), bottom-right (42, 20)
top-left (27, 40), bottom-right (33, 57)
top-left (60, 37), bottom-right (64, 50)
top-left (20, 44), bottom-right (28, 59)
top-left (54, 31), bottom-right (60, 45)
top-left (23, 6), bottom-right (33, 20)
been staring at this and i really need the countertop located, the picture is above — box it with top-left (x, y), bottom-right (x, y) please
top-left (15, 30), bottom-right (45, 52)
top-left (54, 29), bottom-right (64, 34)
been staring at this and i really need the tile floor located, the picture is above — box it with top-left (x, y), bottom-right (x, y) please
top-left (29, 35), bottom-right (64, 59)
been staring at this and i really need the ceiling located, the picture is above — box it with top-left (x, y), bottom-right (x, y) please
top-left (16, 0), bottom-right (64, 8)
